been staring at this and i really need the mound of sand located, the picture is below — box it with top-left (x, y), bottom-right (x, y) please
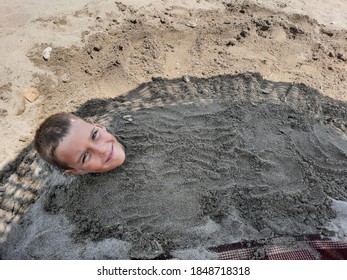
top-left (1, 73), bottom-right (347, 259)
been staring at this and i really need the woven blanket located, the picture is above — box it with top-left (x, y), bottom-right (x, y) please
top-left (212, 236), bottom-right (347, 260)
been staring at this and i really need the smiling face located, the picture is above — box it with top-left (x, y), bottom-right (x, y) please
top-left (55, 118), bottom-right (126, 174)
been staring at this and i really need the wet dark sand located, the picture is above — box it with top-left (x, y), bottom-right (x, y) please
top-left (1, 73), bottom-right (347, 259)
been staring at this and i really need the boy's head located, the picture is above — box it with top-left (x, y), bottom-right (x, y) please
top-left (34, 112), bottom-right (126, 175)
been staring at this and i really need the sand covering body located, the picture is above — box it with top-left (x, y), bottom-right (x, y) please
top-left (1, 73), bottom-right (347, 259)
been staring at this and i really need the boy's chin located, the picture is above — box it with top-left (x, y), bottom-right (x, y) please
top-left (93, 162), bottom-right (126, 173)
top-left (65, 160), bottom-right (125, 175)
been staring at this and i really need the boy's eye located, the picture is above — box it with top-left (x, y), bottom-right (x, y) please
top-left (92, 130), bottom-right (98, 140)
top-left (82, 152), bottom-right (88, 163)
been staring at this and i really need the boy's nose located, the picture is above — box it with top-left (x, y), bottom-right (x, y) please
top-left (93, 144), bottom-right (107, 156)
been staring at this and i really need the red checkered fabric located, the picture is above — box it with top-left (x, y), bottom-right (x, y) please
top-left (213, 236), bottom-right (347, 260)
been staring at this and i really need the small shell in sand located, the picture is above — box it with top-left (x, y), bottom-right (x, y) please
top-left (42, 47), bottom-right (52, 61)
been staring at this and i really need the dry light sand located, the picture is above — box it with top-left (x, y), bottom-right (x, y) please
top-left (1, 0), bottom-right (347, 259)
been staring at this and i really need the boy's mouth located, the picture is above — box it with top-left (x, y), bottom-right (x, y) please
top-left (106, 144), bottom-right (114, 162)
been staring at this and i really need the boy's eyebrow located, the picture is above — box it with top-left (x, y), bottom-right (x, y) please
top-left (77, 127), bottom-right (95, 164)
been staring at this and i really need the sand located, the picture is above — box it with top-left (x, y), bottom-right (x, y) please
top-left (1, 0), bottom-right (347, 259)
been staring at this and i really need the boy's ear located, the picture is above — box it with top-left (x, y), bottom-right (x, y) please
top-left (64, 169), bottom-right (87, 175)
